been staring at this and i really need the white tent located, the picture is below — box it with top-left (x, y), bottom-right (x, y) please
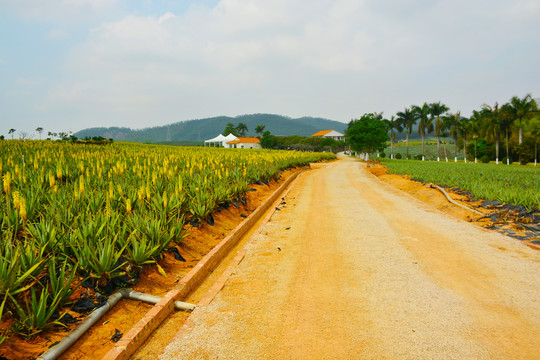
top-left (223, 134), bottom-right (239, 148)
top-left (204, 134), bottom-right (227, 147)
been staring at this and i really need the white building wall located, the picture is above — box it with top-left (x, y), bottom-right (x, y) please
top-left (235, 143), bottom-right (262, 149)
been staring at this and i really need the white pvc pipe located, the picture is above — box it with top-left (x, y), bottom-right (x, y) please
top-left (38, 291), bottom-right (124, 360)
top-left (37, 289), bottom-right (195, 360)
top-left (428, 183), bottom-right (483, 215)
top-left (123, 289), bottom-right (196, 312)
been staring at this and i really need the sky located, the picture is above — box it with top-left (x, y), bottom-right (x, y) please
top-left (1, 0), bottom-right (539, 138)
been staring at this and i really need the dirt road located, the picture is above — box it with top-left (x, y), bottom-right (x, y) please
top-left (160, 158), bottom-right (540, 359)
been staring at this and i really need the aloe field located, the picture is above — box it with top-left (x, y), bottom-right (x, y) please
top-left (380, 159), bottom-right (540, 211)
top-left (0, 140), bottom-right (335, 339)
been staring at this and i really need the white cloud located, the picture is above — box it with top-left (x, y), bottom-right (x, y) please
top-left (24, 0), bottom-right (540, 131)
top-left (0, 0), bottom-right (118, 22)
top-left (16, 77), bottom-right (47, 86)
top-left (158, 12), bottom-right (177, 24)
top-left (45, 28), bottom-right (71, 39)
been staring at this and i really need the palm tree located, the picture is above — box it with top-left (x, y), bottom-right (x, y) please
top-left (469, 111), bottom-right (482, 163)
top-left (224, 123), bottom-right (238, 136)
top-left (457, 118), bottom-right (471, 162)
top-left (255, 124), bottom-right (266, 137)
top-left (236, 122), bottom-right (248, 137)
top-left (384, 116), bottom-right (403, 159)
top-left (529, 118), bottom-right (540, 166)
top-left (396, 107), bottom-right (417, 159)
top-left (443, 111), bottom-right (461, 161)
top-left (480, 102), bottom-right (503, 164)
top-left (412, 103), bottom-right (432, 160)
top-left (36, 127), bottom-right (44, 140)
top-left (429, 101), bottom-right (450, 161)
top-left (506, 94), bottom-right (538, 144)
top-left (8, 129), bottom-right (15, 139)
top-left (500, 104), bottom-right (515, 165)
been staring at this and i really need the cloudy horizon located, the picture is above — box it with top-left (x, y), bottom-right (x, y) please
top-left (1, 0), bottom-right (539, 138)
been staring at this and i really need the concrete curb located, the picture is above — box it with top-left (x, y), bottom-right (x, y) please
top-left (101, 171), bottom-right (301, 360)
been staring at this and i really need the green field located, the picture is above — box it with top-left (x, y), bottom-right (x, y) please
top-left (379, 159), bottom-right (540, 211)
top-left (381, 139), bottom-right (465, 160)
top-left (0, 140), bottom-right (334, 339)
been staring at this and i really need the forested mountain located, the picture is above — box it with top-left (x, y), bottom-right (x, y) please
top-left (75, 114), bottom-right (348, 143)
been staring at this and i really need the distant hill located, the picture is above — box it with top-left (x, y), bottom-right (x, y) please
top-left (74, 114), bottom-right (348, 143)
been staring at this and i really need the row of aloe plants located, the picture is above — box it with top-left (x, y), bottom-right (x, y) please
top-left (0, 140), bottom-right (335, 341)
top-left (379, 159), bottom-right (539, 211)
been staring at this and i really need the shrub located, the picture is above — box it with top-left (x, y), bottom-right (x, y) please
top-left (395, 153), bottom-right (402, 159)
top-left (414, 154), bottom-right (423, 160)
top-left (379, 151), bottom-right (386, 158)
top-left (502, 157), bottom-right (512, 165)
top-left (480, 155), bottom-right (490, 163)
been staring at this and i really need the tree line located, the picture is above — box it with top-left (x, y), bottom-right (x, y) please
top-left (223, 122), bottom-right (345, 152)
top-left (1, 127), bottom-right (112, 144)
top-left (376, 93), bottom-right (538, 164)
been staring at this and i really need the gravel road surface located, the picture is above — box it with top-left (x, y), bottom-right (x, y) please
top-left (160, 158), bottom-right (540, 359)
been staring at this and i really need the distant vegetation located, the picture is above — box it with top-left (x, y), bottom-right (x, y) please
top-left (371, 94), bottom-right (539, 164)
top-left (74, 114), bottom-right (347, 143)
top-left (260, 132), bottom-right (345, 152)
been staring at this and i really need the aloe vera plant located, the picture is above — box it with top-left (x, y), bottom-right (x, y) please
top-left (10, 285), bottom-right (66, 337)
top-left (381, 159), bottom-right (539, 210)
top-left (0, 140), bottom-right (335, 338)
top-left (48, 258), bottom-right (79, 305)
top-left (71, 233), bottom-right (127, 286)
top-left (0, 248), bottom-right (44, 299)
top-left (26, 220), bottom-right (60, 257)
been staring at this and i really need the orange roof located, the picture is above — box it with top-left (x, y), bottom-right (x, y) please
top-left (311, 130), bottom-right (333, 137)
top-left (227, 137), bottom-right (260, 144)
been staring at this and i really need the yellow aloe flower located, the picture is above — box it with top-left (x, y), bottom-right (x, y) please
top-left (19, 197), bottom-right (27, 221)
top-left (79, 175), bottom-right (85, 194)
top-left (105, 197), bottom-right (112, 217)
top-left (13, 191), bottom-right (20, 209)
top-left (3, 172), bottom-right (11, 193)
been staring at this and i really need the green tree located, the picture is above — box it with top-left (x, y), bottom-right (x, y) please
top-left (383, 115), bottom-right (403, 159)
top-left (36, 127), bottom-right (44, 140)
top-left (530, 117), bottom-right (540, 166)
top-left (443, 111), bottom-right (461, 161)
top-left (260, 131), bottom-right (277, 149)
top-left (500, 104), bottom-right (516, 165)
top-left (506, 94), bottom-right (538, 144)
top-left (479, 103), bottom-right (504, 164)
top-left (255, 124), bottom-right (266, 137)
top-left (223, 123), bottom-right (239, 137)
top-left (429, 101), bottom-right (449, 161)
top-left (236, 122), bottom-right (248, 137)
top-left (412, 103), bottom-right (432, 160)
top-left (8, 128), bottom-right (15, 139)
top-left (468, 111), bottom-right (482, 162)
top-left (457, 117), bottom-right (473, 162)
top-left (346, 114), bottom-right (389, 160)
top-left (396, 107), bottom-right (417, 159)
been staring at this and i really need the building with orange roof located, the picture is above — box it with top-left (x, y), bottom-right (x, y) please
top-left (311, 129), bottom-right (344, 141)
top-left (226, 137), bottom-right (262, 149)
